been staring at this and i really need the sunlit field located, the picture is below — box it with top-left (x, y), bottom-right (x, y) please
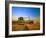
top-left (12, 17), bottom-right (40, 31)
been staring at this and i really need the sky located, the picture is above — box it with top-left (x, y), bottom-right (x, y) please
top-left (12, 7), bottom-right (40, 20)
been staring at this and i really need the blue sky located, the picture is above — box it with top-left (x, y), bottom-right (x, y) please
top-left (12, 7), bottom-right (40, 19)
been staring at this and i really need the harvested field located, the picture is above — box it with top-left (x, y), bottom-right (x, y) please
top-left (12, 21), bottom-right (40, 31)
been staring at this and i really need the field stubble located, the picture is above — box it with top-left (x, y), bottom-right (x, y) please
top-left (12, 21), bottom-right (40, 31)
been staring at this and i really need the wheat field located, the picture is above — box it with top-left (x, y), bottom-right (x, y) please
top-left (12, 20), bottom-right (40, 31)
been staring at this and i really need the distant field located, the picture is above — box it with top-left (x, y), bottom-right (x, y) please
top-left (12, 20), bottom-right (40, 31)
